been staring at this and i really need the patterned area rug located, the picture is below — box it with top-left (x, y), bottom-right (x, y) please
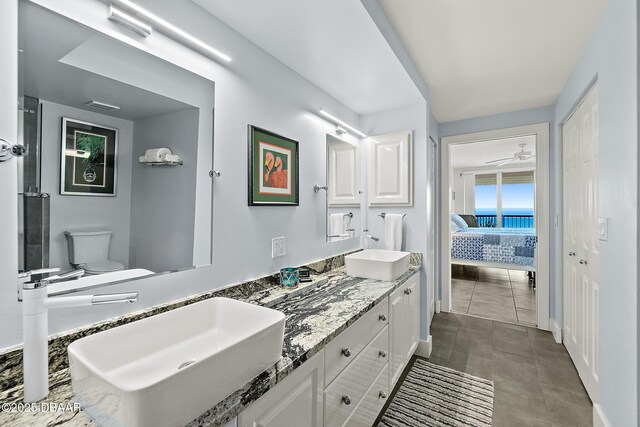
top-left (379, 359), bottom-right (494, 427)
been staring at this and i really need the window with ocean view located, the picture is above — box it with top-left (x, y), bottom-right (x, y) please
top-left (475, 171), bottom-right (535, 228)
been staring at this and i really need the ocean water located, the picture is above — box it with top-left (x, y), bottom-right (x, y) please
top-left (475, 208), bottom-right (534, 216)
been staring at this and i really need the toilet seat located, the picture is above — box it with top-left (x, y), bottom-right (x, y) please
top-left (82, 260), bottom-right (125, 275)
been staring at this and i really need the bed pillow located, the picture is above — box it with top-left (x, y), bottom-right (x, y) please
top-left (450, 219), bottom-right (461, 232)
top-left (451, 213), bottom-right (469, 230)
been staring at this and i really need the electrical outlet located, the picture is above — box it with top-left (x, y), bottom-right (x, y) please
top-left (597, 217), bottom-right (608, 241)
top-left (272, 237), bottom-right (286, 258)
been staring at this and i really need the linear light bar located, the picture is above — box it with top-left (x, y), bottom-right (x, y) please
top-left (319, 109), bottom-right (367, 138)
top-left (109, 5), bottom-right (152, 37)
top-left (112, 0), bottom-right (232, 62)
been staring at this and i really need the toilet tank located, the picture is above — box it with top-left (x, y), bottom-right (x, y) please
top-left (65, 230), bottom-right (113, 265)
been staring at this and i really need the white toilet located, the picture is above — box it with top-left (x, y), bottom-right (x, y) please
top-left (65, 230), bottom-right (125, 275)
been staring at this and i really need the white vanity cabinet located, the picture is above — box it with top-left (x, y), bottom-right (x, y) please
top-left (389, 274), bottom-right (420, 387)
top-left (238, 274), bottom-right (420, 427)
top-left (238, 351), bottom-right (324, 427)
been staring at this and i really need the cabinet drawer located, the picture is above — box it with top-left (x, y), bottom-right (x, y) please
top-left (325, 298), bottom-right (388, 385)
top-left (324, 326), bottom-right (389, 427)
top-left (344, 363), bottom-right (389, 427)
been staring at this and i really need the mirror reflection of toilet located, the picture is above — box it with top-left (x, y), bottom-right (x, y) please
top-left (65, 230), bottom-right (125, 275)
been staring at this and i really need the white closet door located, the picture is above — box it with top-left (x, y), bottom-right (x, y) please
top-left (562, 83), bottom-right (599, 401)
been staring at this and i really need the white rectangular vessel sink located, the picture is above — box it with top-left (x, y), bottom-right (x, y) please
top-left (345, 249), bottom-right (411, 281)
top-left (68, 297), bottom-right (285, 427)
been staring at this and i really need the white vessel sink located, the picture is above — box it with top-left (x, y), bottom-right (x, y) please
top-left (68, 297), bottom-right (285, 427)
top-left (345, 249), bottom-right (411, 281)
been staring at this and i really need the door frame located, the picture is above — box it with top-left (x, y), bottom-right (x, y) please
top-left (440, 123), bottom-right (550, 330)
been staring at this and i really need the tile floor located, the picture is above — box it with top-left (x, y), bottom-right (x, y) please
top-left (451, 265), bottom-right (537, 326)
top-left (381, 312), bottom-right (594, 427)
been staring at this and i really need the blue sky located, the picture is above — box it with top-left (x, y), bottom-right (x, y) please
top-left (475, 183), bottom-right (534, 213)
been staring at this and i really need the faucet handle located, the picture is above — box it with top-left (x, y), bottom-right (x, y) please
top-left (18, 267), bottom-right (60, 279)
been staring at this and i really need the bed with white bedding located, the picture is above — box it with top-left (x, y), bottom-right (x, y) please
top-left (451, 227), bottom-right (537, 271)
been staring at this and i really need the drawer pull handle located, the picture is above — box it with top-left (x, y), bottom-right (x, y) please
top-left (379, 314), bottom-right (387, 321)
top-left (341, 395), bottom-right (352, 405)
top-left (379, 350), bottom-right (387, 358)
top-left (341, 348), bottom-right (351, 357)
top-left (379, 391), bottom-right (387, 399)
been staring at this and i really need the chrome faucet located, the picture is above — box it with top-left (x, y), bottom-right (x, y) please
top-left (364, 230), bottom-right (380, 242)
top-left (21, 269), bottom-right (138, 403)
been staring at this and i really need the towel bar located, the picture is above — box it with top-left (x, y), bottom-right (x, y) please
top-left (378, 213), bottom-right (406, 219)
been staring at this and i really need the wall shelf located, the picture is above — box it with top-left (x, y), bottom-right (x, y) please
top-left (139, 160), bottom-right (183, 166)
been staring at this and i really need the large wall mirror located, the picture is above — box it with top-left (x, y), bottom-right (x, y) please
top-left (325, 134), bottom-right (361, 242)
top-left (17, 2), bottom-right (214, 285)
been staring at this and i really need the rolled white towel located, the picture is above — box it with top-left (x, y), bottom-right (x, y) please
top-left (145, 148), bottom-right (172, 162)
top-left (164, 154), bottom-right (181, 163)
top-left (138, 155), bottom-right (147, 163)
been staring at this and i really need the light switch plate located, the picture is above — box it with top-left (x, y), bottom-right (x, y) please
top-left (597, 217), bottom-right (608, 241)
top-left (272, 237), bottom-right (286, 258)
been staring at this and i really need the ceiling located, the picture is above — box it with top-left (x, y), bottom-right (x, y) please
top-left (379, 0), bottom-right (608, 122)
top-left (192, 0), bottom-right (423, 115)
top-left (450, 135), bottom-right (536, 169)
top-left (20, 2), bottom-right (194, 121)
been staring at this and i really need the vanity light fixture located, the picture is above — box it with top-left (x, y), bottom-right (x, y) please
top-left (112, 0), bottom-right (232, 62)
top-left (109, 5), bottom-right (152, 38)
top-left (318, 109), bottom-right (367, 138)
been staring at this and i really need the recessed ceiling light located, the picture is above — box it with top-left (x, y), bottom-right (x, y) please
top-left (112, 0), bottom-right (232, 62)
top-left (319, 109), bottom-right (367, 138)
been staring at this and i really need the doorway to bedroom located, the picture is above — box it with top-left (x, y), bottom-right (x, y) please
top-left (440, 124), bottom-right (550, 330)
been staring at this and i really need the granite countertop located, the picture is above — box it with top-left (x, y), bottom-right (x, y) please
top-left (0, 262), bottom-right (420, 427)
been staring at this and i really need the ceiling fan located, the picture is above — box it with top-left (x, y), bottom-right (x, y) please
top-left (485, 143), bottom-right (535, 167)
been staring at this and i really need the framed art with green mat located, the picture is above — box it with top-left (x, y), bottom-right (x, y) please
top-left (248, 125), bottom-right (299, 206)
top-left (60, 118), bottom-right (118, 196)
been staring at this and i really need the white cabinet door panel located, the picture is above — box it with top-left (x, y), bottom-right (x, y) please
top-left (368, 132), bottom-right (412, 206)
top-left (328, 141), bottom-right (360, 206)
top-left (238, 352), bottom-right (324, 427)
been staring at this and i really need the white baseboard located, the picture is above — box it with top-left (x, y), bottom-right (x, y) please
top-left (415, 336), bottom-right (432, 358)
top-left (550, 319), bottom-right (562, 343)
top-left (593, 404), bottom-right (611, 427)
top-left (435, 300), bottom-right (441, 313)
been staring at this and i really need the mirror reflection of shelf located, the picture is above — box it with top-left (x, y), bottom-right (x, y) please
top-left (140, 160), bottom-right (184, 166)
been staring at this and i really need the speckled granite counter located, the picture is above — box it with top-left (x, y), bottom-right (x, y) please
top-left (0, 252), bottom-right (421, 427)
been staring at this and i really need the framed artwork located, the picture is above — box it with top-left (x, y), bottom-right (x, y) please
top-left (60, 118), bottom-right (118, 196)
top-left (248, 125), bottom-right (299, 206)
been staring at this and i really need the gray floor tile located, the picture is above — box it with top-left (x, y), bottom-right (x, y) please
top-left (513, 287), bottom-right (536, 298)
top-left (542, 385), bottom-right (593, 427)
top-left (493, 327), bottom-right (533, 358)
top-left (517, 308), bottom-right (537, 325)
top-left (493, 380), bottom-right (552, 426)
top-left (493, 320), bottom-right (527, 332)
top-left (451, 297), bottom-right (470, 313)
top-left (425, 356), bottom-right (448, 366)
top-left (460, 315), bottom-right (494, 331)
top-left (451, 327), bottom-right (493, 357)
top-left (468, 300), bottom-right (518, 323)
top-left (515, 295), bottom-right (536, 309)
top-left (535, 352), bottom-right (586, 394)
top-left (476, 278), bottom-right (512, 288)
top-left (492, 349), bottom-right (539, 385)
top-left (452, 284), bottom-right (475, 299)
top-left (429, 312), bottom-right (461, 334)
top-left (528, 328), bottom-right (566, 354)
top-left (430, 329), bottom-right (457, 360)
top-left (472, 290), bottom-right (515, 306)
top-left (446, 349), bottom-right (493, 380)
top-left (474, 283), bottom-right (514, 296)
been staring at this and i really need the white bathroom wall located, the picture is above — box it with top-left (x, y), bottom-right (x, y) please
top-left (360, 103), bottom-right (430, 341)
top-left (0, 0), bottom-right (366, 348)
top-left (39, 100), bottom-right (134, 271)
top-left (130, 108), bottom-right (199, 272)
